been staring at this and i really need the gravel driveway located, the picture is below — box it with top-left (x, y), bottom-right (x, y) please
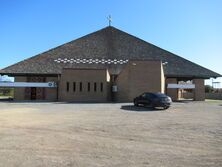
top-left (0, 101), bottom-right (222, 167)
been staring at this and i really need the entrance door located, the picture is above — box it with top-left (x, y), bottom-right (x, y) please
top-left (30, 87), bottom-right (36, 100)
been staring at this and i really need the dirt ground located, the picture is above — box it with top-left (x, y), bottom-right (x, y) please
top-left (0, 101), bottom-right (222, 167)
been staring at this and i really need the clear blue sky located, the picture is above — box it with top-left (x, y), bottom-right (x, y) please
top-left (0, 0), bottom-right (221, 86)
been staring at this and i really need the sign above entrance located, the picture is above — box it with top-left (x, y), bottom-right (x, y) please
top-left (167, 84), bottom-right (195, 89)
top-left (0, 82), bottom-right (57, 88)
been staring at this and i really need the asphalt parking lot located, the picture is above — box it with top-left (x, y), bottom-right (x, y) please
top-left (0, 101), bottom-right (222, 167)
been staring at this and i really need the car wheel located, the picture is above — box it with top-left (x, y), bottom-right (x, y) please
top-left (163, 106), bottom-right (169, 110)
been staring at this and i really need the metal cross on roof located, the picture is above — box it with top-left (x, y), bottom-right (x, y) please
top-left (107, 15), bottom-right (112, 26)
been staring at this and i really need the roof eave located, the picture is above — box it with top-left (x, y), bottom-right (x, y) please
top-left (0, 72), bottom-right (59, 77)
top-left (165, 74), bottom-right (221, 79)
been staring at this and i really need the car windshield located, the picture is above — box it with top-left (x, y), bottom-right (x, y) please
top-left (153, 92), bottom-right (167, 97)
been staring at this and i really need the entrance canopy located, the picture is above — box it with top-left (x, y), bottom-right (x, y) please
top-left (0, 82), bottom-right (57, 88)
top-left (167, 83), bottom-right (195, 89)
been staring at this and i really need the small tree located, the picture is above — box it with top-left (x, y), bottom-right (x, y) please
top-left (205, 85), bottom-right (213, 93)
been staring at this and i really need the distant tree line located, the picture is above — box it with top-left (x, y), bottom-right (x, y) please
top-left (205, 85), bottom-right (222, 93)
top-left (0, 88), bottom-right (14, 97)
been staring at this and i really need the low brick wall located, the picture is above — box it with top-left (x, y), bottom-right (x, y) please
top-left (206, 93), bottom-right (222, 100)
top-left (181, 92), bottom-right (222, 100)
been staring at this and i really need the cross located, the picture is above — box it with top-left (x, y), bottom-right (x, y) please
top-left (107, 15), bottom-right (112, 26)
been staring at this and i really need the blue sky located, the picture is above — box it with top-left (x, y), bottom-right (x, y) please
top-left (0, 0), bottom-right (221, 87)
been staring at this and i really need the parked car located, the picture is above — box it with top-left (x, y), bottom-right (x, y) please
top-left (134, 92), bottom-right (172, 109)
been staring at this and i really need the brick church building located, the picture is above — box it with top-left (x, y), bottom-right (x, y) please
top-left (0, 26), bottom-right (220, 102)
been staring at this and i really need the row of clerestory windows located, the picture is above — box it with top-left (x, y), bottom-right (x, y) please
top-left (66, 82), bottom-right (103, 93)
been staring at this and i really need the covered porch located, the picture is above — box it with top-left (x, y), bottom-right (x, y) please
top-left (166, 78), bottom-right (205, 101)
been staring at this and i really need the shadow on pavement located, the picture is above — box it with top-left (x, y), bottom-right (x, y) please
top-left (174, 100), bottom-right (193, 103)
top-left (121, 105), bottom-right (163, 112)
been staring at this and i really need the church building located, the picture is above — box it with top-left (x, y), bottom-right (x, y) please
top-left (0, 26), bottom-right (221, 102)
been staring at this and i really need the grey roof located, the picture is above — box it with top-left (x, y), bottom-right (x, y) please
top-left (0, 26), bottom-right (221, 78)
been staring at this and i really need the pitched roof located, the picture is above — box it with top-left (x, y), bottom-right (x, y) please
top-left (0, 26), bottom-right (221, 78)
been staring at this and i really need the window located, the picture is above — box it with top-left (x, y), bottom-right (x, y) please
top-left (143, 93), bottom-right (155, 99)
top-left (79, 82), bottom-right (82, 92)
top-left (73, 82), bottom-right (76, 92)
top-left (100, 82), bottom-right (103, 92)
top-left (94, 82), bottom-right (97, 92)
top-left (88, 82), bottom-right (90, 92)
top-left (66, 82), bottom-right (69, 92)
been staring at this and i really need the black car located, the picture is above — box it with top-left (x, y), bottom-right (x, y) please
top-left (134, 92), bottom-right (172, 109)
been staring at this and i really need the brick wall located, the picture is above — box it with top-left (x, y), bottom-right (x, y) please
top-left (166, 78), bottom-right (178, 101)
top-left (59, 68), bottom-right (108, 102)
top-left (45, 77), bottom-right (58, 101)
top-left (14, 77), bottom-right (26, 100)
top-left (116, 60), bottom-right (164, 102)
top-left (193, 79), bottom-right (205, 101)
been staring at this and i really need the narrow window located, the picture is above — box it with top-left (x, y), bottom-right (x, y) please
top-left (100, 82), bottom-right (103, 92)
top-left (88, 82), bottom-right (90, 92)
top-left (66, 82), bottom-right (69, 92)
top-left (94, 82), bottom-right (97, 92)
top-left (79, 82), bottom-right (82, 92)
top-left (73, 82), bottom-right (76, 92)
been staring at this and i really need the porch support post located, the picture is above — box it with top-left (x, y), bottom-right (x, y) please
top-left (166, 78), bottom-right (178, 101)
top-left (193, 79), bottom-right (205, 101)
